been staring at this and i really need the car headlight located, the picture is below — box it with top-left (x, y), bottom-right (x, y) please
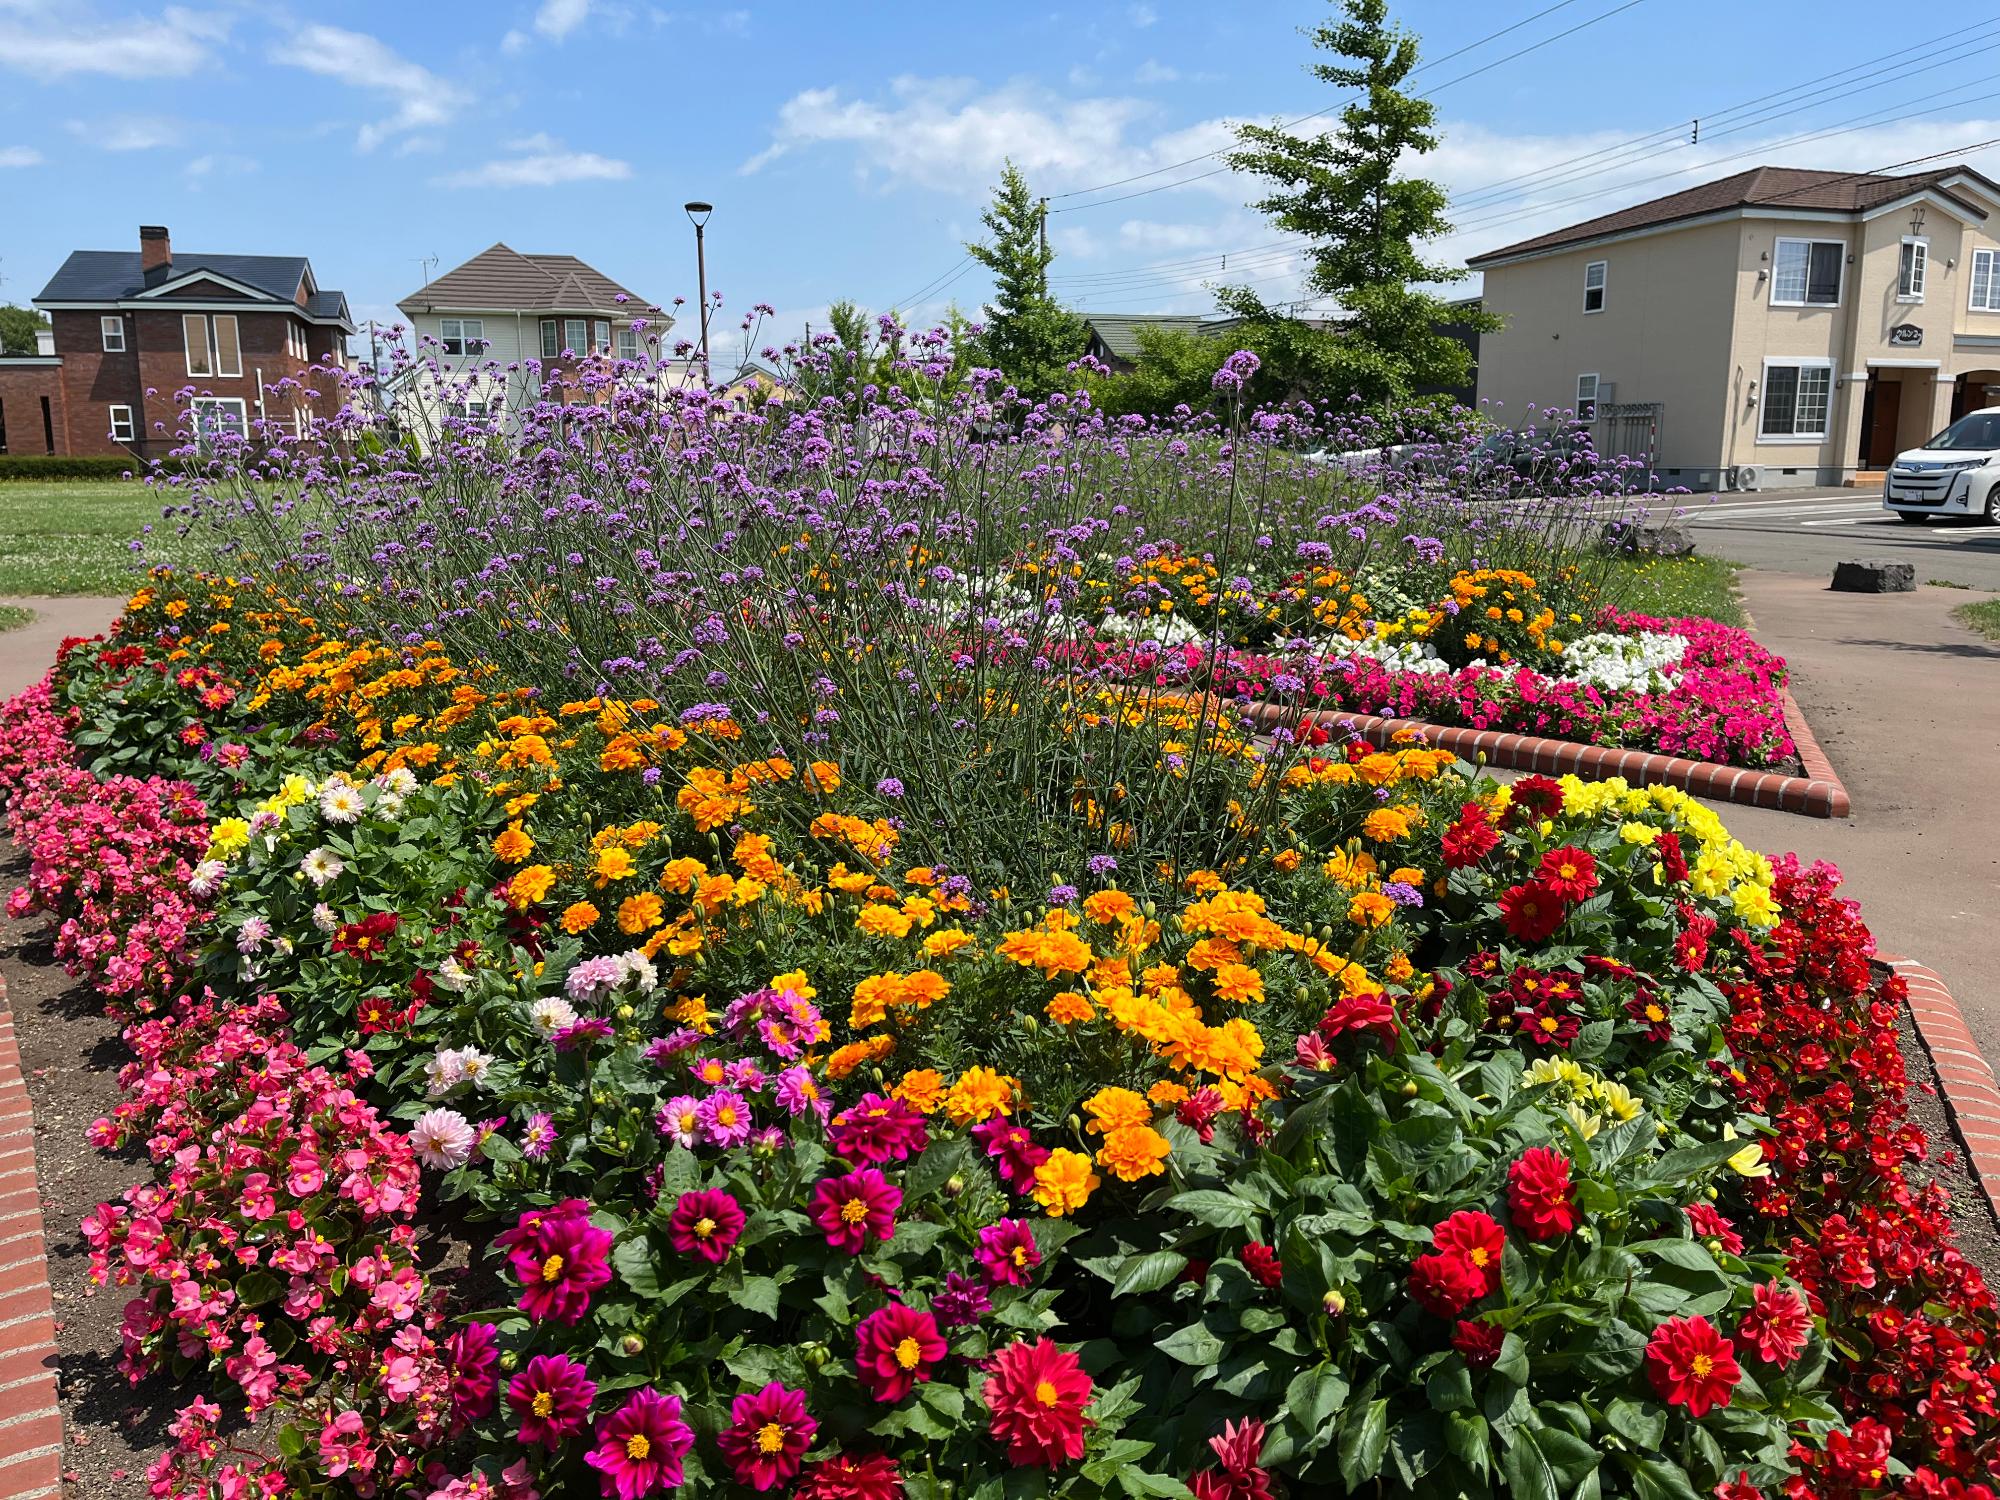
top-left (1940, 458), bottom-right (1990, 471)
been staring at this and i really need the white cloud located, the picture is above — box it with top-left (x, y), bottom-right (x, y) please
top-left (0, 146), bottom-right (41, 168)
top-left (438, 132), bottom-right (633, 188)
top-left (534, 0), bottom-right (590, 40)
top-left (501, 28), bottom-right (529, 53)
top-left (269, 25), bottom-right (469, 151)
top-left (185, 152), bottom-right (257, 185)
top-left (1134, 60), bottom-right (1179, 85)
top-left (0, 3), bottom-right (229, 78)
top-left (65, 114), bottom-right (184, 151)
top-left (1128, 4), bottom-right (1158, 26)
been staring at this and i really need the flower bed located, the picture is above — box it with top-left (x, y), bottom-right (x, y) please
top-left (2, 577), bottom-right (1995, 1500)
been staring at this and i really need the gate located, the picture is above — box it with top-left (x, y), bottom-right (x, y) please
top-left (1592, 402), bottom-right (1663, 489)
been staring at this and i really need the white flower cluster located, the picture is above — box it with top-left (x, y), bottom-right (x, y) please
top-left (1557, 631), bottom-right (1687, 693)
top-left (425, 1044), bottom-right (495, 1096)
top-left (1092, 608), bottom-right (1205, 649)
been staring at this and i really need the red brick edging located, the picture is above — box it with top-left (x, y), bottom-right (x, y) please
top-left (1246, 695), bottom-right (1852, 819)
top-left (1887, 955), bottom-right (2000, 1220)
top-left (0, 972), bottom-right (63, 1500)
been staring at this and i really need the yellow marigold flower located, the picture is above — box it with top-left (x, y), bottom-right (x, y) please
top-left (1361, 807), bottom-right (1414, 843)
top-left (1385, 951), bottom-right (1416, 984)
top-left (1211, 962), bottom-right (1265, 1004)
top-left (591, 847), bottom-right (636, 886)
top-left (1347, 891), bottom-right (1396, 929)
top-left (1181, 869), bottom-right (1226, 895)
top-left (1184, 936), bottom-right (1241, 973)
top-left (1031, 1149), bottom-right (1099, 1217)
top-left (900, 896), bottom-right (938, 928)
top-left (922, 928), bottom-right (974, 960)
top-left (864, 1072), bottom-right (937, 1119)
top-left (560, 901), bottom-right (600, 935)
top-left (507, 865), bottom-right (556, 909)
top-left (1081, 889), bottom-right (1137, 924)
top-left (1096, 1125), bottom-right (1171, 1183)
top-left (944, 1067), bottom-right (1017, 1126)
top-left (659, 857), bottom-right (705, 894)
top-left (1148, 1079), bottom-right (1190, 1107)
top-left (857, 904), bottom-right (914, 939)
top-left (617, 893), bottom-right (664, 934)
top-left (771, 970), bottom-right (817, 1000)
top-left (1046, 991), bottom-right (1095, 1025)
top-left (1082, 1087), bottom-right (1152, 1136)
top-left (492, 821), bottom-right (534, 864)
top-left (1272, 848), bottom-right (1302, 872)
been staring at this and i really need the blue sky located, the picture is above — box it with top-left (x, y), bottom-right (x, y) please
top-left (3, 0), bottom-right (1998, 359)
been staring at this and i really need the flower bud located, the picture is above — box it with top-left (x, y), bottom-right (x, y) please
top-left (1322, 1289), bottom-right (1347, 1318)
top-left (499, 1350), bottom-right (520, 1372)
top-left (1021, 1014), bottom-right (1039, 1036)
top-left (616, 1004), bottom-right (635, 1021)
top-left (801, 1341), bottom-right (830, 1369)
top-left (1399, 1080), bottom-right (1419, 1098)
top-left (619, 1334), bottom-right (645, 1357)
top-left (944, 1175), bottom-right (965, 1199)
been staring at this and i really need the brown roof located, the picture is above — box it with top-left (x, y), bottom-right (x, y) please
top-left (1467, 164), bottom-right (1997, 266)
top-left (397, 243), bottom-right (656, 314)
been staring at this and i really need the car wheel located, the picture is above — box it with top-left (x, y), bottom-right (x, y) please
top-left (1986, 485), bottom-right (2000, 525)
top-left (1896, 511), bottom-right (1929, 524)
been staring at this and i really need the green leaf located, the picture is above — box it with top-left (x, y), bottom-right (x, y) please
top-left (1156, 1320), bottom-right (1225, 1368)
top-left (1604, 1397), bottom-right (1667, 1451)
top-left (1502, 1423), bottom-right (1599, 1500)
top-left (1337, 1398), bottom-right (1390, 1490)
top-left (1426, 1361), bottom-right (1474, 1413)
top-left (1630, 1239), bottom-right (1722, 1276)
top-left (1622, 1454), bottom-right (1701, 1500)
top-left (1390, 1411), bottom-right (1446, 1487)
top-left (611, 1234), bottom-right (661, 1297)
top-left (1166, 1189), bottom-right (1256, 1230)
top-left (738, 1275), bottom-right (781, 1319)
top-left (276, 1424), bottom-right (305, 1460)
top-left (236, 1271), bottom-right (281, 1307)
top-left (1112, 1250), bottom-right (1189, 1297)
top-left (1117, 1471), bottom-right (1192, 1499)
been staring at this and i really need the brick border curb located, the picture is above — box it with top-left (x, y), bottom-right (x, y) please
top-left (1246, 695), bottom-right (1852, 818)
top-left (1885, 954), bottom-right (2000, 1219)
top-left (0, 972), bottom-right (63, 1500)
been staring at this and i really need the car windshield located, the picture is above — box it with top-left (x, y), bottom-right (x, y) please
top-left (1924, 411), bottom-right (2000, 450)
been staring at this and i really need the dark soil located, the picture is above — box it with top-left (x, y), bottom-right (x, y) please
top-left (1889, 969), bottom-right (2000, 1284)
top-left (0, 850), bottom-right (168, 1500)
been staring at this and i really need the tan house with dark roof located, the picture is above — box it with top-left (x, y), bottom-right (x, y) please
top-left (1468, 163), bottom-right (2000, 489)
top-left (390, 244), bottom-right (675, 434)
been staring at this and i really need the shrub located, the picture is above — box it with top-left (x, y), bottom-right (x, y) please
top-left (0, 453), bottom-right (141, 481)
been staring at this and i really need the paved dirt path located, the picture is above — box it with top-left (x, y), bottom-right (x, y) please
top-left (1688, 570), bottom-right (2000, 1049)
top-left (0, 599), bottom-right (125, 701)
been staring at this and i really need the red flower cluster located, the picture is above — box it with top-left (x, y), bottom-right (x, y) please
top-left (1506, 1147), bottom-right (1578, 1241)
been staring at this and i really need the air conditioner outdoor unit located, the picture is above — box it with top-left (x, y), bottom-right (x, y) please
top-left (1731, 464), bottom-right (1763, 493)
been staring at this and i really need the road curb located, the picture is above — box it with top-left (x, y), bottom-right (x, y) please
top-left (1885, 954), bottom-right (2000, 1220)
top-left (1252, 697), bottom-right (1852, 818)
top-left (0, 972), bottom-right (62, 1500)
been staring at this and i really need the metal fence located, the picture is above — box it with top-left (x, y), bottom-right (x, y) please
top-left (1592, 402), bottom-right (1663, 483)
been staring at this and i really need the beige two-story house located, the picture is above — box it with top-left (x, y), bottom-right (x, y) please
top-left (1468, 163), bottom-right (2000, 489)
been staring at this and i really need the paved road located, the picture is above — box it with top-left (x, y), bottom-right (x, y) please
top-left (0, 597), bottom-right (124, 700)
top-left (1640, 487), bottom-right (2000, 590)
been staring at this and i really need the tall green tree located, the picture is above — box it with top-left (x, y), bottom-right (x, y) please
top-left (964, 161), bottom-right (1087, 399)
top-left (0, 304), bottom-right (49, 357)
top-left (1223, 0), bottom-right (1495, 403)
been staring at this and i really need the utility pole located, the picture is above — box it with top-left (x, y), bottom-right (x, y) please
top-left (1038, 197), bottom-right (1050, 292)
top-left (684, 202), bottom-right (713, 384)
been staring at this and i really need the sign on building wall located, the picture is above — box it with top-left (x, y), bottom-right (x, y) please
top-left (1888, 324), bottom-right (1924, 348)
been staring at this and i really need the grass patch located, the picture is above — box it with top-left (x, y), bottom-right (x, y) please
top-left (0, 605), bottom-right (32, 633)
top-left (1600, 551), bottom-right (1745, 627)
top-left (0, 480), bottom-right (182, 596)
top-left (1952, 598), bottom-right (2000, 641)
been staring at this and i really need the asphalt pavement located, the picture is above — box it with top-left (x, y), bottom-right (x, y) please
top-left (1641, 487), bottom-right (2000, 591)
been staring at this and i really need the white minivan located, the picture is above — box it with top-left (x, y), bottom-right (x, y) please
top-left (1883, 407), bottom-right (2000, 524)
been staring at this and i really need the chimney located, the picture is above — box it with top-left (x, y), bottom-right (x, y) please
top-left (34, 329), bottom-right (53, 357)
top-left (140, 225), bottom-right (172, 286)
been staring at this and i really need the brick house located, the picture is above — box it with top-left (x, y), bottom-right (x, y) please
top-left (0, 225), bottom-right (354, 460)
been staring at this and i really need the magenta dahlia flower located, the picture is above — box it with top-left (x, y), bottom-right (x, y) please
top-left (666, 1188), bottom-right (745, 1264)
top-left (585, 1388), bottom-right (695, 1498)
top-left (507, 1353), bottom-right (597, 1449)
top-left (715, 1381), bottom-right (818, 1491)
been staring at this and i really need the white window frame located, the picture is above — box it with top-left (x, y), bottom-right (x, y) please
top-left (1756, 357), bottom-right (1835, 443)
top-left (189, 396), bottom-right (248, 446)
top-left (212, 314), bottom-right (241, 378)
top-left (1770, 237), bottom-right (1845, 308)
top-left (107, 404), bottom-right (135, 443)
top-left (182, 313), bottom-right (212, 377)
top-left (562, 318), bottom-right (587, 354)
top-left (1582, 260), bottom-right (1607, 314)
top-left (1898, 236), bottom-right (1928, 303)
top-left (1970, 247), bottom-right (2000, 312)
top-left (100, 316), bottom-right (124, 352)
top-left (617, 327), bottom-right (640, 360)
top-left (1576, 373), bottom-right (1600, 420)
top-left (440, 318), bottom-right (485, 356)
top-left (593, 319), bottom-right (611, 353)
top-left (540, 319), bottom-right (559, 358)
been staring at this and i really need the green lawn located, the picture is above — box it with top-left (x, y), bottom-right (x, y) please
top-left (1599, 552), bottom-right (1746, 627)
top-left (1952, 597), bottom-right (2000, 642)
top-left (0, 479), bottom-right (186, 596)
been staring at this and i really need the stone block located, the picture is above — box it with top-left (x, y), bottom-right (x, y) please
top-left (1830, 559), bottom-right (1915, 593)
top-left (1601, 521), bottom-right (1695, 557)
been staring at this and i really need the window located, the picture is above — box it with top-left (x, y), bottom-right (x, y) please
top-left (288, 323), bottom-right (308, 361)
top-left (1576, 373), bottom-right (1600, 421)
top-left (108, 405), bottom-right (135, 443)
top-left (189, 396), bottom-right (248, 447)
top-left (1899, 237), bottom-right (1928, 302)
top-left (100, 316), bottom-right (124, 352)
top-left (440, 318), bottom-right (485, 356)
top-left (183, 313), bottom-right (212, 377)
top-left (617, 327), bottom-right (640, 361)
top-left (540, 319), bottom-right (559, 358)
top-left (1759, 360), bottom-right (1833, 440)
top-left (212, 315), bottom-right (241, 378)
top-left (563, 318), bottom-right (588, 354)
top-left (449, 399), bottom-right (492, 421)
top-left (1971, 248), bottom-right (2000, 312)
top-left (1583, 260), bottom-right (1607, 314)
top-left (1771, 238), bottom-right (1844, 307)
top-left (593, 319), bottom-right (611, 353)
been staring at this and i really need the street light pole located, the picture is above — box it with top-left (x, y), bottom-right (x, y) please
top-left (684, 201), bottom-right (713, 385)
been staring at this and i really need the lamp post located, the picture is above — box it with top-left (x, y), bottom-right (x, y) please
top-left (684, 201), bottom-right (713, 384)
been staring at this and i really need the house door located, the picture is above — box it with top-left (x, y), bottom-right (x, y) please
top-left (1865, 379), bottom-right (1902, 468)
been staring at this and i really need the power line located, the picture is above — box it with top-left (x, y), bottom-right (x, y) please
top-left (887, 254), bottom-right (973, 312)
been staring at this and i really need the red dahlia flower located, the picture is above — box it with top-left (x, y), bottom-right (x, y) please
top-left (853, 1303), bottom-right (947, 1402)
top-left (1316, 992), bottom-right (1400, 1047)
top-left (494, 1200), bottom-right (613, 1325)
top-left (1452, 1318), bottom-right (1506, 1369)
top-left (332, 911), bottom-right (400, 962)
top-left (1240, 1242), bottom-right (1284, 1289)
top-left (1431, 1210), bottom-right (1506, 1294)
top-left (585, 1388), bottom-right (696, 1499)
top-left (666, 1188), bottom-right (746, 1264)
top-left (1441, 804), bottom-right (1501, 868)
top-left (828, 1093), bottom-right (929, 1165)
top-left (808, 1168), bottom-right (901, 1255)
top-left (1536, 846), bottom-right (1598, 902)
top-left (507, 1353), bottom-right (597, 1449)
top-left (1408, 1250), bottom-right (1488, 1318)
top-left (1683, 1202), bottom-right (1743, 1255)
top-left (1735, 1282), bottom-right (1811, 1366)
top-left (1510, 774), bottom-right (1566, 820)
top-left (982, 1337), bottom-right (1093, 1468)
top-left (1189, 1417), bottom-right (1272, 1500)
top-left (1498, 881), bottom-right (1566, 943)
top-left (1643, 1315), bottom-right (1742, 1417)
top-left (796, 1452), bottom-right (904, 1500)
top-left (1506, 1147), bottom-right (1578, 1241)
top-left (715, 1381), bottom-right (817, 1492)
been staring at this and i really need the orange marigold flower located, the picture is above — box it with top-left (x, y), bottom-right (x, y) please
top-left (857, 904), bottom-right (914, 939)
top-left (492, 821), bottom-right (534, 864)
top-left (1348, 891), bottom-right (1396, 930)
top-left (892, 1069), bottom-right (946, 1114)
top-left (560, 901), bottom-right (600, 935)
top-left (1147, 1080), bottom-right (1190, 1107)
top-left (1082, 1087), bottom-right (1151, 1136)
top-left (1046, 991), bottom-right (1094, 1025)
top-left (591, 847), bottom-right (636, 886)
top-left (944, 1067), bottom-right (1018, 1126)
top-left (1096, 1125), bottom-right (1170, 1183)
top-left (1031, 1149), bottom-right (1099, 1217)
top-left (506, 865), bottom-right (556, 909)
top-left (618, 893), bottom-right (664, 934)
top-left (1211, 962), bottom-right (1265, 1004)
top-left (1081, 889), bottom-right (1137, 925)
